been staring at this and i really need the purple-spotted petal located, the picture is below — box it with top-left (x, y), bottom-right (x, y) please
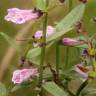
top-left (5, 8), bottom-right (38, 24)
top-left (12, 68), bottom-right (38, 84)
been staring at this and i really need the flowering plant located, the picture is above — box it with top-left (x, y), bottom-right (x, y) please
top-left (0, 0), bottom-right (96, 96)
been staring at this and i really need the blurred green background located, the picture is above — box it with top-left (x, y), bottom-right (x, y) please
top-left (0, 0), bottom-right (96, 96)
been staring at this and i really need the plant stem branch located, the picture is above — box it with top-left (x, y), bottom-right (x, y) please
top-left (56, 42), bottom-right (60, 83)
top-left (76, 79), bottom-right (88, 96)
top-left (64, 0), bottom-right (72, 68)
top-left (39, 0), bottom-right (48, 87)
top-left (65, 46), bottom-right (69, 68)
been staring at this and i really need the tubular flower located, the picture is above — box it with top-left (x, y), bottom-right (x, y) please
top-left (34, 26), bottom-right (54, 39)
top-left (12, 68), bottom-right (38, 84)
top-left (62, 38), bottom-right (79, 46)
top-left (4, 8), bottom-right (39, 24)
top-left (33, 26), bottom-right (54, 47)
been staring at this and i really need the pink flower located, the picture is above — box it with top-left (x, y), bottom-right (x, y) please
top-left (33, 26), bottom-right (54, 47)
top-left (46, 26), bottom-right (55, 37)
top-left (35, 30), bottom-right (43, 39)
top-left (34, 26), bottom-right (54, 39)
top-left (12, 68), bottom-right (38, 84)
top-left (62, 38), bottom-right (79, 46)
top-left (5, 8), bottom-right (38, 24)
top-left (75, 64), bottom-right (91, 78)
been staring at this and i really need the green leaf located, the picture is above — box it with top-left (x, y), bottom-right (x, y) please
top-left (0, 82), bottom-right (7, 96)
top-left (47, 27), bottom-right (73, 42)
top-left (27, 47), bottom-right (41, 58)
top-left (0, 32), bottom-right (21, 52)
top-left (11, 81), bottom-right (33, 92)
top-left (11, 85), bottom-right (23, 93)
top-left (75, 44), bottom-right (88, 48)
top-left (27, 4), bottom-right (85, 65)
top-left (43, 82), bottom-right (68, 96)
top-left (47, 4), bottom-right (85, 42)
top-left (36, 0), bottom-right (47, 11)
top-left (27, 47), bottom-right (41, 65)
top-left (27, 42), bottom-right (53, 65)
top-left (56, 4), bottom-right (85, 32)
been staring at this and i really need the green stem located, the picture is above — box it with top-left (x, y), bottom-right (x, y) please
top-left (69, 0), bottom-right (72, 12)
top-left (64, 0), bottom-right (72, 68)
top-left (39, 0), bottom-right (48, 87)
top-left (76, 79), bottom-right (88, 96)
top-left (65, 46), bottom-right (69, 68)
top-left (56, 42), bottom-right (60, 83)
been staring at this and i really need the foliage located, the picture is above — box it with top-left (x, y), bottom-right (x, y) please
top-left (27, 4), bottom-right (85, 65)
top-left (0, 0), bottom-right (96, 96)
top-left (43, 82), bottom-right (68, 96)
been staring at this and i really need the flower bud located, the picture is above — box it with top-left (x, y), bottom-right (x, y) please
top-left (62, 38), bottom-right (79, 46)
